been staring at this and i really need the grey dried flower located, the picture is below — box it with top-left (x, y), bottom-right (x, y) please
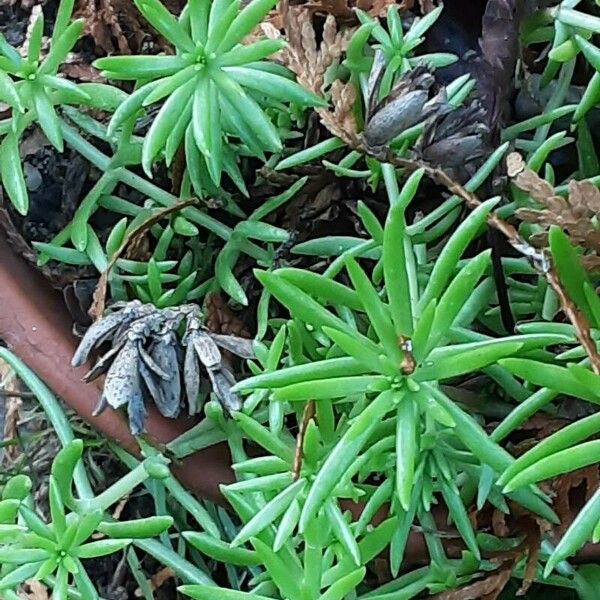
top-left (72, 302), bottom-right (253, 435)
top-left (413, 103), bottom-right (492, 183)
top-left (364, 64), bottom-right (446, 148)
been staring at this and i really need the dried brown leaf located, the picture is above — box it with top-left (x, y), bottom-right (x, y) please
top-left (75, 0), bottom-right (170, 54)
top-left (0, 361), bottom-right (22, 460)
top-left (134, 567), bottom-right (174, 597)
top-left (510, 152), bottom-right (600, 267)
top-left (112, 495), bottom-right (129, 520)
top-left (506, 152), bottom-right (525, 177)
top-left (582, 255), bottom-right (600, 271)
top-left (305, 0), bottom-right (354, 18)
top-left (293, 399), bottom-right (315, 480)
top-left (298, 0), bottom-right (410, 19)
top-left (432, 563), bottom-right (513, 600)
top-left (61, 61), bottom-right (105, 82)
top-left (280, 3), bottom-right (359, 144)
top-left (553, 465), bottom-right (600, 536)
top-left (516, 519), bottom-right (540, 596)
top-left (76, 0), bottom-right (131, 54)
top-left (3, 396), bottom-right (22, 459)
top-left (570, 179), bottom-right (600, 214)
top-left (513, 171), bottom-right (555, 205)
top-left (204, 293), bottom-right (251, 338)
top-left (492, 508), bottom-right (509, 537)
top-left (18, 581), bottom-right (50, 600)
top-left (89, 198), bottom-right (198, 320)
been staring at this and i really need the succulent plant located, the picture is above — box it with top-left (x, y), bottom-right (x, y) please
top-left (94, 0), bottom-right (327, 190)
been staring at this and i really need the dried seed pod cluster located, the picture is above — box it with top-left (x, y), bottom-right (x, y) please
top-left (414, 103), bottom-right (492, 182)
top-left (363, 57), bottom-right (493, 183)
top-left (364, 60), bottom-right (446, 148)
top-left (71, 301), bottom-right (253, 434)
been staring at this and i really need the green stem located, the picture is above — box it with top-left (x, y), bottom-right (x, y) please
top-left (85, 461), bottom-right (153, 512)
top-left (533, 60), bottom-right (575, 145)
top-left (167, 415), bottom-right (227, 457)
top-left (133, 538), bottom-right (215, 585)
top-left (110, 443), bottom-right (221, 538)
top-left (59, 121), bottom-right (268, 262)
top-left (417, 508), bottom-right (448, 567)
top-left (42, 575), bottom-right (85, 599)
top-left (0, 348), bottom-right (94, 500)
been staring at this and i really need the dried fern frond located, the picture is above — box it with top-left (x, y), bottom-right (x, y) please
top-left (509, 152), bottom-right (600, 267)
top-left (279, 2), bottom-right (360, 144)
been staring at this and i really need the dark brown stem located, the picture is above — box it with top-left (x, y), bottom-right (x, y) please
top-left (292, 400), bottom-right (315, 480)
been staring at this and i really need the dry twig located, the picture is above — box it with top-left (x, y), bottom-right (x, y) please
top-left (89, 198), bottom-right (198, 320)
top-left (292, 400), bottom-right (316, 480)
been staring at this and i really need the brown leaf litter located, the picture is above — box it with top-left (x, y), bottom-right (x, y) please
top-left (278, 1), bottom-right (360, 144)
top-left (509, 152), bottom-right (600, 271)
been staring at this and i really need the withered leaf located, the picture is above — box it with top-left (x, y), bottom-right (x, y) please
top-left (128, 385), bottom-right (148, 435)
top-left (211, 334), bottom-right (255, 359)
top-left (191, 331), bottom-right (222, 370)
top-left (148, 332), bottom-right (182, 418)
top-left (102, 339), bottom-right (142, 410)
top-left (207, 367), bottom-right (241, 414)
top-left (77, 302), bottom-right (248, 433)
top-left (75, 0), bottom-right (161, 55)
top-left (83, 343), bottom-right (123, 382)
top-left (553, 464), bottom-right (600, 536)
top-left (365, 67), bottom-right (437, 147)
top-left (183, 342), bottom-right (201, 415)
top-left (280, 3), bottom-right (358, 144)
top-left (139, 343), bottom-right (171, 381)
top-left (72, 301), bottom-right (152, 367)
top-left (431, 564), bottom-right (513, 600)
top-left (516, 518), bottom-right (541, 596)
top-left (89, 198), bottom-right (198, 320)
top-left (510, 152), bottom-right (600, 265)
top-left (414, 103), bottom-right (491, 183)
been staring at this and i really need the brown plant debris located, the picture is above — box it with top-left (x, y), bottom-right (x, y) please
top-left (292, 399), bottom-right (316, 480)
top-left (279, 2), bottom-right (360, 144)
top-left (0, 359), bottom-right (22, 460)
top-left (75, 0), bottom-right (147, 55)
top-left (286, 0), bottom-right (411, 21)
top-left (510, 152), bottom-right (600, 269)
top-left (432, 563), bottom-right (513, 600)
top-left (18, 581), bottom-right (50, 600)
top-left (435, 514), bottom-right (544, 599)
top-left (135, 567), bottom-right (174, 597)
top-left (553, 464), bottom-right (600, 536)
top-left (204, 292), bottom-right (251, 338)
top-left (89, 198), bottom-right (198, 321)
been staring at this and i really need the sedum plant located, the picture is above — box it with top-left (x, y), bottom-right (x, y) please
top-left (2, 0), bottom-right (600, 597)
top-left (94, 0), bottom-right (326, 188)
top-left (0, 0), bottom-right (92, 214)
top-left (0, 0), bottom-right (315, 307)
top-left (171, 168), bottom-right (597, 599)
top-left (0, 440), bottom-right (174, 599)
